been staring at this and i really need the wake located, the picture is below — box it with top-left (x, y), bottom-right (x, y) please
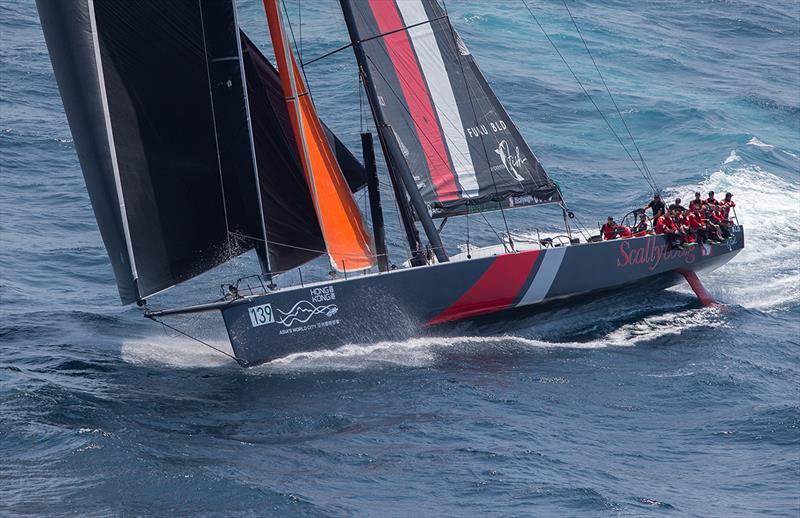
top-left (121, 306), bottom-right (724, 371)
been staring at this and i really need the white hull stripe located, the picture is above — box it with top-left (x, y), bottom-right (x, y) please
top-left (518, 247), bottom-right (566, 306)
top-left (396, 0), bottom-right (479, 198)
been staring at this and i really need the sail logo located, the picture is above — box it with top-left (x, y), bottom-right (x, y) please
top-left (276, 300), bottom-right (338, 327)
top-left (494, 140), bottom-right (527, 181)
top-left (256, 285), bottom-right (341, 334)
top-left (467, 120), bottom-right (508, 138)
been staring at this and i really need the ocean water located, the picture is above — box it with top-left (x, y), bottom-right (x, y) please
top-left (1, 0), bottom-right (799, 516)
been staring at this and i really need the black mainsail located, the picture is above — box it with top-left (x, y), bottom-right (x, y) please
top-left (340, 0), bottom-right (562, 218)
top-left (38, 0), bottom-right (368, 304)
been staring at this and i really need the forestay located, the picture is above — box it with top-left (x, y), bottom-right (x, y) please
top-left (340, 0), bottom-right (562, 217)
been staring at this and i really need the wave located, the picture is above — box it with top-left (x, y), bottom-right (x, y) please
top-left (746, 137), bottom-right (775, 149)
top-left (665, 163), bottom-right (799, 311)
top-left (724, 149), bottom-right (740, 164)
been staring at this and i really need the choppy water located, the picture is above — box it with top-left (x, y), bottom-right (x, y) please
top-left (2, 0), bottom-right (799, 516)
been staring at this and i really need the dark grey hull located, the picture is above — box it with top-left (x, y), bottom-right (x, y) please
top-left (221, 227), bottom-right (744, 366)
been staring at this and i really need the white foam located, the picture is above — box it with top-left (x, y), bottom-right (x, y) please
top-left (747, 137), bottom-right (774, 149)
top-left (724, 149), bottom-right (740, 164)
top-left (121, 336), bottom-right (236, 368)
top-left (666, 165), bottom-right (800, 311)
top-left (248, 308), bottom-right (722, 373)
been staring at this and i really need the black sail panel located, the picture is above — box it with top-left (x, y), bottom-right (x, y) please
top-left (38, 0), bottom-right (265, 303)
top-left (37, 0), bottom-right (137, 302)
top-left (341, 0), bottom-right (562, 217)
top-left (240, 32), bottom-right (324, 272)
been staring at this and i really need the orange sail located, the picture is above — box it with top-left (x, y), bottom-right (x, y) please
top-left (263, 0), bottom-right (375, 272)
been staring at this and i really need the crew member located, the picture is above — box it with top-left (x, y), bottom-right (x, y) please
top-left (669, 198), bottom-right (687, 212)
top-left (688, 206), bottom-right (707, 244)
top-left (673, 208), bottom-right (692, 246)
top-left (712, 205), bottom-right (732, 239)
top-left (706, 190), bottom-right (719, 206)
top-left (655, 209), bottom-right (681, 249)
top-left (632, 213), bottom-right (650, 237)
top-left (721, 192), bottom-right (736, 220)
top-left (703, 207), bottom-right (723, 242)
top-left (601, 217), bottom-right (631, 240)
top-left (643, 194), bottom-right (665, 219)
top-left (689, 192), bottom-right (704, 212)
top-left (601, 217), bottom-right (617, 240)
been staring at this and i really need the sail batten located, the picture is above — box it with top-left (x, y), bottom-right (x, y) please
top-left (341, 0), bottom-right (562, 218)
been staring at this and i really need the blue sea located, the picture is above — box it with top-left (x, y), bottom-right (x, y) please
top-left (1, 0), bottom-right (798, 515)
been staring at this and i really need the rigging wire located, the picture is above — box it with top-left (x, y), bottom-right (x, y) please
top-left (441, 0), bottom-right (514, 251)
top-left (282, 0), bottom-right (318, 105)
top-left (561, 0), bottom-right (659, 193)
top-left (297, 0), bottom-right (302, 62)
top-left (479, 212), bottom-right (510, 252)
top-left (519, 0), bottom-right (660, 195)
top-left (147, 314), bottom-right (241, 364)
top-left (198, 4), bottom-right (233, 258)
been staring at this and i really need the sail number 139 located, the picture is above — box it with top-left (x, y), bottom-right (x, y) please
top-left (248, 303), bottom-right (274, 327)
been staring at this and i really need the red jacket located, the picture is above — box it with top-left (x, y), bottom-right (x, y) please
top-left (721, 199), bottom-right (735, 218)
top-left (655, 216), bottom-right (675, 234)
top-left (601, 223), bottom-right (617, 240)
top-left (711, 211), bottom-right (726, 224)
top-left (689, 199), bottom-right (704, 211)
top-left (688, 213), bottom-right (704, 231)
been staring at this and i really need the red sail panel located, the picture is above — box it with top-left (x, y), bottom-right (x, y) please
top-left (264, 0), bottom-right (375, 272)
top-left (367, 0), bottom-right (459, 202)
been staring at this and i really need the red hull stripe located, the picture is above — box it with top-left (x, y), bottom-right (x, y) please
top-left (368, 0), bottom-right (458, 202)
top-left (426, 251), bottom-right (540, 326)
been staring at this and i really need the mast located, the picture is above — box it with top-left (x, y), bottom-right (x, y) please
top-left (367, 92), bottom-right (426, 266)
top-left (361, 132), bottom-right (390, 272)
top-left (340, 0), bottom-right (449, 264)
